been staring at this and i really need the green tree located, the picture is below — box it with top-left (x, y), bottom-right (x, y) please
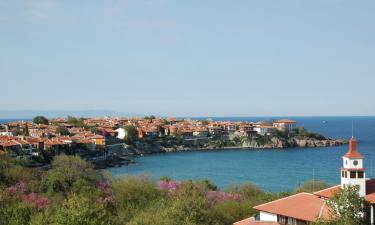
top-left (33, 116), bottom-right (49, 125)
top-left (51, 193), bottom-right (113, 225)
top-left (112, 176), bottom-right (162, 223)
top-left (315, 186), bottom-right (370, 225)
top-left (40, 155), bottom-right (97, 195)
top-left (124, 125), bottom-right (138, 146)
top-left (295, 180), bottom-right (329, 193)
top-left (56, 126), bottom-right (70, 136)
top-left (201, 120), bottom-right (209, 126)
top-left (67, 116), bottom-right (85, 127)
top-left (24, 123), bottom-right (29, 136)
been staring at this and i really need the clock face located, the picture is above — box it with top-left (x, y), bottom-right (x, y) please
top-left (353, 160), bottom-right (359, 166)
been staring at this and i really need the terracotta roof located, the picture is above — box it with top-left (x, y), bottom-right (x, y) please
top-left (254, 193), bottom-right (329, 222)
top-left (314, 185), bottom-right (341, 199)
top-left (233, 218), bottom-right (279, 225)
top-left (273, 119), bottom-right (297, 124)
top-left (365, 179), bottom-right (375, 203)
top-left (343, 136), bottom-right (363, 159)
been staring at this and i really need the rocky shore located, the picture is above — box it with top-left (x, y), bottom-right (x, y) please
top-left (110, 136), bottom-right (346, 156)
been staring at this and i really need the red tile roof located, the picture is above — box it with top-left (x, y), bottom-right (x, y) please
top-left (254, 193), bottom-right (329, 222)
top-left (233, 218), bottom-right (279, 225)
top-left (273, 119), bottom-right (297, 124)
top-left (314, 185), bottom-right (341, 199)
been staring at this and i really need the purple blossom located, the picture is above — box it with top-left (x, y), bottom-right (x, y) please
top-left (16, 181), bottom-right (28, 193)
top-left (206, 191), bottom-right (243, 204)
top-left (97, 181), bottom-right (111, 193)
top-left (23, 193), bottom-right (50, 209)
top-left (5, 181), bottom-right (28, 195)
top-left (158, 181), bottom-right (182, 193)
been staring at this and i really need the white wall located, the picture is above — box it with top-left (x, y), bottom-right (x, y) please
top-left (260, 211), bottom-right (278, 222)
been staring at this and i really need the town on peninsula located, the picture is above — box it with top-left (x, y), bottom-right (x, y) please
top-left (0, 116), bottom-right (345, 168)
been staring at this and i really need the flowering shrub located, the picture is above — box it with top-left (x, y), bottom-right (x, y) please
top-left (158, 180), bottom-right (182, 193)
top-left (206, 191), bottom-right (243, 205)
top-left (5, 181), bottom-right (28, 195)
top-left (97, 181), bottom-right (111, 193)
top-left (22, 193), bottom-right (50, 209)
top-left (5, 181), bottom-right (50, 209)
top-left (96, 181), bottom-right (115, 205)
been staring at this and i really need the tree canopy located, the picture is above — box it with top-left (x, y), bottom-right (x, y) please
top-left (32, 116), bottom-right (49, 125)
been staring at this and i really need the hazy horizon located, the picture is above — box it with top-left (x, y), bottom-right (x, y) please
top-left (1, 109), bottom-right (375, 119)
top-left (1, 0), bottom-right (374, 116)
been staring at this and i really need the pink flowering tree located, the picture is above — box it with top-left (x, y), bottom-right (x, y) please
top-left (96, 181), bottom-right (115, 206)
top-left (5, 181), bottom-right (50, 209)
top-left (158, 180), bottom-right (182, 193)
top-left (206, 191), bottom-right (243, 205)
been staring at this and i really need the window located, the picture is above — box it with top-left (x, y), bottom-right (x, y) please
top-left (344, 171), bottom-right (348, 178)
top-left (358, 171), bottom-right (364, 178)
top-left (350, 171), bottom-right (356, 178)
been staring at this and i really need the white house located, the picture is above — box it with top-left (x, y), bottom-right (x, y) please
top-left (254, 125), bottom-right (274, 136)
top-left (272, 119), bottom-right (297, 132)
top-left (115, 128), bottom-right (127, 140)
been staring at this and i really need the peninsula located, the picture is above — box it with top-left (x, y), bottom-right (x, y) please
top-left (0, 116), bottom-right (345, 168)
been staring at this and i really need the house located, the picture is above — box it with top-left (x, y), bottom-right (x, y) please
top-left (116, 128), bottom-right (127, 139)
top-left (272, 119), bottom-right (297, 132)
top-left (254, 124), bottom-right (274, 136)
top-left (234, 136), bottom-right (375, 225)
top-left (193, 127), bottom-right (209, 138)
top-left (89, 135), bottom-right (106, 150)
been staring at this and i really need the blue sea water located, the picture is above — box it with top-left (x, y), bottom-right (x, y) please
top-left (109, 117), bottom-right (375, 192)
top-left (2, 117), bottom-right (375, 192)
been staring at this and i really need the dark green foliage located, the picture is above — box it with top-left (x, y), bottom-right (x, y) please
top-left (268, 128), bottom-right (287, 138)
top-left (67, 116), bottom-right (86, 127)
top-left (33, 116), bottom-right (49, 125)
top-left (24, 123), bottom-right (29, 136)
top-left (294, 126), bottom-right (327, 140)
top-left (56, 126), bottom-right (70, 136)
top-left (124, 125), bottom-right (138, 145)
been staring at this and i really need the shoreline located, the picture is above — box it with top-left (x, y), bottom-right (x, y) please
top-left (102, 141), bottom-right (346, 170)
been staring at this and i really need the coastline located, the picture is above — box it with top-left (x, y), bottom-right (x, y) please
top-left (103, 139), bottom-right (346, 169)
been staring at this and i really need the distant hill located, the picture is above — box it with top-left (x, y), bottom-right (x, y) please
top-left (0, 110), bottom-right (140, 119)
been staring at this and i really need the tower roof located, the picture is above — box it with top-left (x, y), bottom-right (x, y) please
top-left (343, 136), bottom-right (363, 159)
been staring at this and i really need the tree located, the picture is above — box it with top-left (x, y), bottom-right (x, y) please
top-left (32, 116), bottom-right (49, 125)
top-left (201, 120), bottom-right (209, 126)
top-left (295, 180), bottom-right (329, 193)
top-left (24, 123), bottom-right (29, 136)
top-left (67, 116), bottom-right (85, 127)
top-left (40, 155), bottom-right (97, 195)
top-left (315, 186), bottom-right (371, 225)
top-left (56, 126), bottom-right (70, 136)
top-left (51, 193), bottom-right (113, 225)
top-left (123, 125), bottom-right (138, 146)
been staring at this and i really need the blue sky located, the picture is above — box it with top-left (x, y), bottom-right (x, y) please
top-left (0, 0), bottom-right (374, 117)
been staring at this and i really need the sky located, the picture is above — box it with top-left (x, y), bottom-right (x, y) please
top-left (0, 0), bottom-right (374, 117)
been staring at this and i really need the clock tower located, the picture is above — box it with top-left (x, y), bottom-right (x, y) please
top-left (341, 136), bottom-right (366, 197)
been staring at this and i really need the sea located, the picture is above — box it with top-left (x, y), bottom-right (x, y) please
top-left (2, 116), bottom-right (375, 192)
